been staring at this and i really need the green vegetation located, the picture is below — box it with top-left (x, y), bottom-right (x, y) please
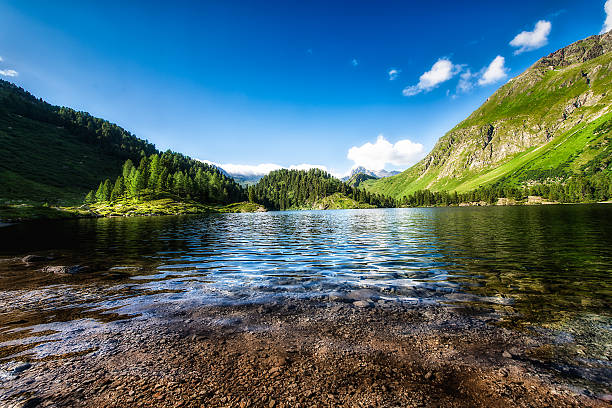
top-left (365, 32), bottom-right (612, 199)
top-left (85, 152), bottom-right (244, 206)
top-left (0, 80), bottom-right (156, 204)
top-left (247, 169), bottom-right (395, 210)
top-left (85, 195), bottom-right (263, 217)
top-left (312, 193), bottom-right (375, 210)
top-left (346, 172), bottom-right (377, 188)
top-left (0, 204), bottom-right (86, 222)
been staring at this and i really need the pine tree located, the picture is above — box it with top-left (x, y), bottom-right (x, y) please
top-left (110, 176), bottom-right (125, 201)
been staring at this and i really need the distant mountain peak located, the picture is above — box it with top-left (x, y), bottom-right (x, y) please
top-left (342, 166), bottom-right (401, 181)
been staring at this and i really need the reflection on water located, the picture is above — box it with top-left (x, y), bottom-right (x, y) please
top-left (0, 205), bottom-right (611, 359)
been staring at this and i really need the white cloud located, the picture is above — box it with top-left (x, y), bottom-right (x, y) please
top-left (347, 135), bottom-right (424, 171)
top-left (199, 160), bottom-right (337, 177)
top-left (351, 58), bottom-right (359, 67)
top-left (0, 69), bottom-right (18, 77)
top-left (457, 69), bottom-right (475, 93)
top-left (478, 56), bottom-right (508, 85)
top-left (402, 58), bottom-right (459, 96)
top-left (388, 69), bottom-right (400, 80)
top-left (0, 56), bottom-right (3, 62)
top-left (602, 0), bottom-right (612, 34)
top-left (509, 20), bottom-right (551, 55)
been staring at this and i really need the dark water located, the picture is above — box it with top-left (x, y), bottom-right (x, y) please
top-left (0, 205), bottom-right (611, 360)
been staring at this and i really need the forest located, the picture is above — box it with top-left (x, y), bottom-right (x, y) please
top-left (85, 151), bottom-right (245, 205)
top-left (397, 174), bottom-right (612, 207)
top-left (1, 80), bottom-right (156, 164)
top-left (246, 169), bottom-right (396, 210)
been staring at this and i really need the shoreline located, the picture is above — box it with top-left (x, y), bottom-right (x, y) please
top-left (1, 300), bottom-right (609, 407)
top-left (1, 199), bottom-right (611, 224)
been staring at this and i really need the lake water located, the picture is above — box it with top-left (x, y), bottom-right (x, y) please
top-left (0, 205), bottom-right (611, 360)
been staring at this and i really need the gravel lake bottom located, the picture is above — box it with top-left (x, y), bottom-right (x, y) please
top-left (1, 298), bottom-right (610, 408)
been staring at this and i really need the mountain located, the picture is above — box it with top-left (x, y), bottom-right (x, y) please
top-left (346, 172), bottom-right (378, 188)
top-left (0, 80), bottom-right (243, 206)
top-left (342, 166), bottom-right (401, 181)
top-left (248, 168), bottom-right (395, 210)
top-left (0, 80), bottom-right (158, 204)
top-left (225, 173), bottom-right (264, 187)
top-left (364, 32), bottom-right (612, 199)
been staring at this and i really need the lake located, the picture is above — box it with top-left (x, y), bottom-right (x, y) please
top-left (1, 205), bottom-right (611, 349)
top-left (0, 205), bottom-right (611, 405)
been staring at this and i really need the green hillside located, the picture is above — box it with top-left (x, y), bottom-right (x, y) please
top-left (346, 172), bottom-right (377, 188)
top-left (0, 80), bottom-right (157, 204)
top-left (365, 32), bottom-right (612, 199)
top-left (248, 168), bottom-right (395, 210)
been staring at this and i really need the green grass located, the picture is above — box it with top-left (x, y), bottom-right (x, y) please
top-left (0, 111), bottom-right (126, 205)
top-left (311, 193), bottom-right (375, 210)
top-left (0, 195), bottom-right (266, 222)
top-left (0, 204), bottom-right (89, 222)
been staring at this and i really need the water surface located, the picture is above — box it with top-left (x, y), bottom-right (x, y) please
top-left (0, 205), bottom-right (611, 360)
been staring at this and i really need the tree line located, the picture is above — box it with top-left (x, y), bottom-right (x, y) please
top-left (85, 151), bottom-right (245, 205)
top-left (0, 79), bottom-right (156, 164)
top-left (397, 174), bottom-right (612, 207)
top-left (247, 169), bottom-right (396, 210)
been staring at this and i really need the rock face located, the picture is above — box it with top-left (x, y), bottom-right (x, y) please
top-left (367, 31), bottom-right (612, 197)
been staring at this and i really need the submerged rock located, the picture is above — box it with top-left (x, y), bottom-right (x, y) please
top-left (11, 362), bottom-right (31, 374)
top-left (22, 255), bottom-right (49, 263)
top-left (41, 265), bottom-right (88, 275)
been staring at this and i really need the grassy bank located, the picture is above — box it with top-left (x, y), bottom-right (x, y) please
top-left (0, 198), bottom-right (266, 223)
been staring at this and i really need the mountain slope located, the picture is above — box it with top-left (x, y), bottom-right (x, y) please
top-left (347, 172), bottom-right (378, 188)
top-left (0, 80), bottom-right (157, 204)
top-left (365, 32), bottom-right (612, 198)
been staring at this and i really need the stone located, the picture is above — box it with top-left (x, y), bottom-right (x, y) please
top-left (502, 350), bottom-right (512, 359)
top-left (11, 362), bottom-right (31, 374)
top-left (22, 255), bottom-right (48, 263)
top-left (353, 300), bottom-right (371, 308)
top-left (41, 265), bottom-right (88, 275)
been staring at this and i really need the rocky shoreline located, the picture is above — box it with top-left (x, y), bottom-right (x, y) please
top-left (1, 299), bottom-right (609, 407)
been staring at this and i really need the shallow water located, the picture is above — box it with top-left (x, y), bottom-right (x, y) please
top-left (0, 205), bottom-right (611, 361)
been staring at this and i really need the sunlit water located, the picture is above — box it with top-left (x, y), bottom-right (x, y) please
top-left (0, 205), bottom-right (611, 361)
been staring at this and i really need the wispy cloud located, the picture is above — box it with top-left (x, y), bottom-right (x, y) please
top-left (402, 58), bottom-right (460, 96)
top-left (0, 69), bottom-right (18, 77)
top-left (351, 58), bottom-right (359, 67)
top-left (0, 56), bottom-right (3, 62)
top-left (388, 69), bottom-right (400, 81)
top-left (199, 160), bottom-right (336, 177)
top-left (457, 69), bottom-right (475, 93)
top-left (509, 20), bottom-right (551, 55)
top-left (347, 135), bottom-right (424, 171)
top-left (478, 56), bottom-right (508, 85)
top-left (602, 0), bottom-right (612, 34)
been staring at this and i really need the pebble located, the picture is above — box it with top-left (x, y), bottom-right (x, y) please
top-left (353, 300), bottom-right (371, 308)
top-left (502, 351), bottom-right (512, 359)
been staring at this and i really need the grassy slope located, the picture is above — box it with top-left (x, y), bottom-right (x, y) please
top-left (311, 193), bottom-right (375, 210)
top-left (365, 36), bottom-right (612, 198)
top-left (0, 111), bottom-right (127, 204)
top-left (0, 198), bottom-right (265, 222)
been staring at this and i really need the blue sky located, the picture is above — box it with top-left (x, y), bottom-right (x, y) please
top-left (1, 0), bottom-right (610, 176)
